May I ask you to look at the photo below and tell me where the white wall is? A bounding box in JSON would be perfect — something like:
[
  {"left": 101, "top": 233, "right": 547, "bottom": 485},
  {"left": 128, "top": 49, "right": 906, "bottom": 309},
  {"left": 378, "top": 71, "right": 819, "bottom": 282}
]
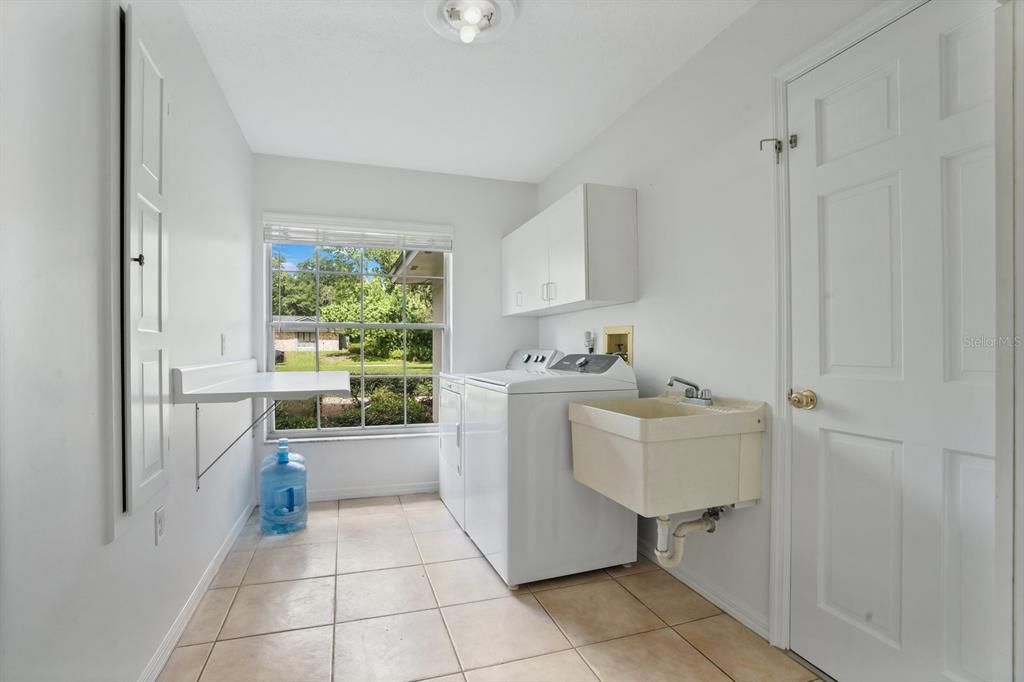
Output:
[
  {"left": 536, "top": 0, "right": 880, "bottom": 635},
  {"left": 252, "top": 154, "right": 537, "bottom": 498},
  {"left": 0, "top": 2, "right": 255, "bottom": 680}
]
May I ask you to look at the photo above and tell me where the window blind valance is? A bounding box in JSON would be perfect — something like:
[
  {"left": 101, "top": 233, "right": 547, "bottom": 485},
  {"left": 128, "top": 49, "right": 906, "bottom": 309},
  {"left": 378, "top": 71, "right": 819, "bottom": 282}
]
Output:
[{"left": 263, "top": 214, "right": 453, "bottom": 252}]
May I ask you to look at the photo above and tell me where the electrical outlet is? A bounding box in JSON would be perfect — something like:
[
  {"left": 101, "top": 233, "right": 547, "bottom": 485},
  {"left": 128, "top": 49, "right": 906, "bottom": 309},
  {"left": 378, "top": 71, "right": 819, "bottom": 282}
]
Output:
[{"left": 154, "top": 506, "right": 166, "bottom": 546}]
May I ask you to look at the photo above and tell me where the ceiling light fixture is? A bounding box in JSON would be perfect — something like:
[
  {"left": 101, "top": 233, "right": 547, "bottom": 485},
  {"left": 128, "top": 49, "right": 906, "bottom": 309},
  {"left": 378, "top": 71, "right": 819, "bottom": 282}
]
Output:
[
  {"left": 459, "top": 24, "right": 480, "bottom": 44},
  {"left": 462, "top": 5, "right": 483, "bottom": 25},
  {"left": 424, "top": 0, "right": 518, "bottom": 45}
]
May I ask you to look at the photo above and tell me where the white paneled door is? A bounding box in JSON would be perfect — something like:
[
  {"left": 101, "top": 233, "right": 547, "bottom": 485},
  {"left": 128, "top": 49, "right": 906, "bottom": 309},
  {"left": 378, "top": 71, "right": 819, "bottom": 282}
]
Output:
[
  {"left": 123, "top": 6, "right": 170, "bottom": 511},
  {"left": 787, "top": 2, "right": 998, "bottom": 680}
]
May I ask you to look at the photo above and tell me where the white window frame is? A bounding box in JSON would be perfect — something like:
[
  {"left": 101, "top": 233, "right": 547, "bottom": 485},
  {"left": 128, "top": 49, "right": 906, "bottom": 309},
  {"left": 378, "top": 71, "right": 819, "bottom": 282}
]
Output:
[{"left": 260, "top": 213, "right": 453, "bottom": 440}]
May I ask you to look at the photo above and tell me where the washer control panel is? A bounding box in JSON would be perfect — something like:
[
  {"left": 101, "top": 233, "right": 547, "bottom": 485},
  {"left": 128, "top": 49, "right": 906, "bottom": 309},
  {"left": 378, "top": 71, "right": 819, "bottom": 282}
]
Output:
[
  {"left": 551, "top": 354, "right": 621, "bottom": 374},
  {"left": 506, "top": 349, "right": 561, "bottom": 370}
]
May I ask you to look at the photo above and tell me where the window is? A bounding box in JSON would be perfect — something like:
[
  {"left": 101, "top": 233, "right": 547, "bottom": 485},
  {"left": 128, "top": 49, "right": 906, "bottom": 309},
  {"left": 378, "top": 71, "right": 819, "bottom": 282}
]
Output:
[{"left": 265, "top": 218, "right": 450, "bottom": 435}]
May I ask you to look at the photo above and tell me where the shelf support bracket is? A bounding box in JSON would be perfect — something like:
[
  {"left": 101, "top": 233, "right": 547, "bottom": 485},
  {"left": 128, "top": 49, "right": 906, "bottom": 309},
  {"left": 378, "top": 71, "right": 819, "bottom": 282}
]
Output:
[{"left": 194, "top": 400, "right": 278, "bottom": 491}]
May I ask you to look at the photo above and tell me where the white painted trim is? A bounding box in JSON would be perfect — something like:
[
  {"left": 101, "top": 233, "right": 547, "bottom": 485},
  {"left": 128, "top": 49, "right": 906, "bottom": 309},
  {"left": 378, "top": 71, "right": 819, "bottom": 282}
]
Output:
[
  {"left": 262, "top": 430, "right": 439, "bottom": 445},
  {"left": 262, "top": 211, "right": 454, "bottom": 237},
  {"left": 767, "top": 0, "right": 1017, "bottom": 659},
  {"left": 105, "top": 0, "right": 127, "bottom": 543},
  {"left": 308, "top": 480, "right": 438, "bottom": 502},
  {"left": 774, "top": 0, "right": 928, "bottom": 82},
  {"left": 1003, "top": 2, "right": 1024, "bottom": 678},
  {"left": 638, "top": 538, "right": 768, "bottom": 638},
  {"left": 1016, "top": 1, "right": 1024, "bottom": 673},
  {"left": 138, "top": 501, "right": 255, "bottom": 682},
  {"left": 994, "top": 4, "right": 1018, "bottom": 680},
  {"left": 767, "top": 65, "right": 793, "bottom": 650}
]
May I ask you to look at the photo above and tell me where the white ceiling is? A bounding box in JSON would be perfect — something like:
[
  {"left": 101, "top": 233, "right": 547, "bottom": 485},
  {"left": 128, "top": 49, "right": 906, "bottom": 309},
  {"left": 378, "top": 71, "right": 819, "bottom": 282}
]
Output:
[{"left": 181, "top": 0, "right": 756, "bottom": 183}]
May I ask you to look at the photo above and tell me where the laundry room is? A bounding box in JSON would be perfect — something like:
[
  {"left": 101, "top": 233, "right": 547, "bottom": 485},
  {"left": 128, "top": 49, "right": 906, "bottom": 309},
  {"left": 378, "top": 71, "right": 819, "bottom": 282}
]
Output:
[{"left": 1, "top": 1, "right": 1020, "bottom": 681}]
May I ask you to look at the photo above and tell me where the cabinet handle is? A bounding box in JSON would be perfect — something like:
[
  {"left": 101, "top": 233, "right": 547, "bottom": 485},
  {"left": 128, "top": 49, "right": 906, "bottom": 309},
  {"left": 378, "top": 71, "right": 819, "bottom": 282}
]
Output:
[
  {"left": 515, "top": 291, "right": 523, "bottom": 307},
  {"left": 541, "top": 283, "right": 549, "bottom": 301},
  {"left": 548, "top": 282, "right": 556, "bottom": 301}
]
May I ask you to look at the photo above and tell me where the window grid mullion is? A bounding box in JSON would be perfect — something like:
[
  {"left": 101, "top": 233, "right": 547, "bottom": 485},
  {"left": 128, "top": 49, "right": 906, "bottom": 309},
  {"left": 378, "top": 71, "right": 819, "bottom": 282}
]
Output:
[
  {"left": 271, "top": 322, "right": 445, "bottom": 331},
  {"left": 269, "top": 242, "right": 445, "bottom": 435},
  {"left": 315, "top": 247, "right": 322, "bottom": 429},
  {"left": 360, "top": 253, "right": 366, "bottom": 429},
  {"left": 402, "top": 267, "right": 408, "bottom": 426}
]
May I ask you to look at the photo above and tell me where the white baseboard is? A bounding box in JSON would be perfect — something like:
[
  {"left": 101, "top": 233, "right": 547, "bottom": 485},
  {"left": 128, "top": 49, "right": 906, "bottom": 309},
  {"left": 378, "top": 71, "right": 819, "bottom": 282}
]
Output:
[
  {"left": 139, "top": 500, "right": 256, "bottom": 682},
  {"left": 638, "top": 537, "right": 770, "bottom": 639},
  {"left": 309, "top": 480, "right": 438, "bottom": 502}
]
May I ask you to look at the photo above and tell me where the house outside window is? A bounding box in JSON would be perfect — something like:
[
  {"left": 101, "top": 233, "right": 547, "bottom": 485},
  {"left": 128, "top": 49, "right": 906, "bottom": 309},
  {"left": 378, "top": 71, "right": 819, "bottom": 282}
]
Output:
[{"left": 265, "top": 216, "right": 451, "bottom": 436}]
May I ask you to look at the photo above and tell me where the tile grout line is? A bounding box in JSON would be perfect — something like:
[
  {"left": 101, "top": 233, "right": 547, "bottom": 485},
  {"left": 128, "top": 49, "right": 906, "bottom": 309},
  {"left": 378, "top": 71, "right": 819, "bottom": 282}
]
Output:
[
  {"left": 523, "top": 587, "right": 598, "bottom": 679},
  {"left": 209, "top": 499, "right": 750, "bottom": 682},
  {"left": 529, "top": 588, "right": 575, "bottom": 646},
  {"left": 219, "top": 507, "right": 333, "bottom": 631},
  {"left": 197, "top": 504, "right": 340, "bottom": 679},
  {"left": 527, "top": 567, "right": 730, "bottom": 682},
  {"left": 456, "top": 645, "right": 577, "bottom": 676},
  {"left": 413, "top": 507, "right": 465, "bottom": 677},
  {"left": 451, "top": 621, "right": 697, "bottom": 675},
  {"left": 609, "top": 563, "right": 737, "bottom": 680},
  {"left": 670, "top": 626, "right": 737, "bottom": 682},
  {"left": 403, "top": 502, "right": 430, "bottom": 565},
  {"left": 188, "top": 529, "right": 260, "bottom": 681},
  {"left": 331, "top": 501, "right": 339, "bottom": 682}
]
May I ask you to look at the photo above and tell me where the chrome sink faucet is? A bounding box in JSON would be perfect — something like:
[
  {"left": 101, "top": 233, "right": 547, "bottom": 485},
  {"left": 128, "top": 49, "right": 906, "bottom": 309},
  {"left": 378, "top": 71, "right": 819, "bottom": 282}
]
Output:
[{"left": 667, "top": 376, "right": 713, "bottom": 406}]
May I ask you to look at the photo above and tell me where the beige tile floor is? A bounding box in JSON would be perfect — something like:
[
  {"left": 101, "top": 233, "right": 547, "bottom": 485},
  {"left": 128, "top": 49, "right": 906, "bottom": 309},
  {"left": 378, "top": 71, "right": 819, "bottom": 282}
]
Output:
[{"left": 158, "top": 494, "right": 818, "bottom": 682}]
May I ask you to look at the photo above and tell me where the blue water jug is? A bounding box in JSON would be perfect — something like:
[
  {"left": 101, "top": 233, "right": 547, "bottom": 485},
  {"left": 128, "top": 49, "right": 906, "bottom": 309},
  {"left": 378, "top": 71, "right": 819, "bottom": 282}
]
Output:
[
  {"left": 260, "top": 438, "right": 308, "bottom": 535},
  {"left": 262, "top": 438, "right": 305, "bottom": 467}
]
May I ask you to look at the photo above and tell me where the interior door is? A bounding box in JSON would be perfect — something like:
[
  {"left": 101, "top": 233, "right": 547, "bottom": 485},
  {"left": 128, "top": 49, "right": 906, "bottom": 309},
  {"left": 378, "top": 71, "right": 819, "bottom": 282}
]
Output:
[
  {"left": 544, "top": 185, "right": 587, "bottom": 307},
  {"left": 788, "top": 2, "right": 998, "bottom": 680},
  {"left": 123, "top": 4, "right": 170, "bottom": 511},
  {"left": 501, "top": 214, "right": 549, "bottom": 314}
]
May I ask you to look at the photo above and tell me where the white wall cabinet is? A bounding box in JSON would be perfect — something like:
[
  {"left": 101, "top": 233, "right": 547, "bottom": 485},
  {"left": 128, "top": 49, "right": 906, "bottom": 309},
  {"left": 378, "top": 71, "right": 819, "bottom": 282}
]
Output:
[{"left": 501, "top": 184, "right": 637, "bottom": 316}]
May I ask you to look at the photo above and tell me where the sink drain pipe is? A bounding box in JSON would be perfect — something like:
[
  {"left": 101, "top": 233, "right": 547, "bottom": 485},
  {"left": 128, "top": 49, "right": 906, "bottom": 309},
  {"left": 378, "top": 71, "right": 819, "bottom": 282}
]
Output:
[{"left": 654, "top": 508, "right": 721, "bottom": 568}]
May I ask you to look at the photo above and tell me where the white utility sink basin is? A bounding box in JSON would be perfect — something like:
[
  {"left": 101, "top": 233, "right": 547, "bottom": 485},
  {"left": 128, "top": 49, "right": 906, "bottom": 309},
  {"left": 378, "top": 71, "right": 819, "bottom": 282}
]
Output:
[{"left": 569, "top": 396, "right": 766, "bottom": 517}]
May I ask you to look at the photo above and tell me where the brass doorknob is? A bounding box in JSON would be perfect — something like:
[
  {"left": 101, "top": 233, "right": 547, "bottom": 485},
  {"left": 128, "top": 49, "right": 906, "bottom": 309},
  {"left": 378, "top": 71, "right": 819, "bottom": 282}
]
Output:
[{"left": 788, "top": 389, "right": 817, "bottom": 410}]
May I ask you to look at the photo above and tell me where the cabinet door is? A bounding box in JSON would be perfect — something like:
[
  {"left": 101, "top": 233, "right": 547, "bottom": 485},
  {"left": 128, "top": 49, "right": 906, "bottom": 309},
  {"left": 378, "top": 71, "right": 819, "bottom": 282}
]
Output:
[
  {"left": 501, "top": 215, "right": 548, "bottom": 314},
  {"left": 545, "top": 185, "right": 587, "bottom": 306}
]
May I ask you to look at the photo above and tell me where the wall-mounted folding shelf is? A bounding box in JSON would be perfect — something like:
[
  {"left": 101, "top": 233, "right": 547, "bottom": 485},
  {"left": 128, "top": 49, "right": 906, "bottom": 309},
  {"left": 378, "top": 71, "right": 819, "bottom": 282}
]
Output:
[{"left": 171, "top": 359, "right": 351, "bottom": 490}]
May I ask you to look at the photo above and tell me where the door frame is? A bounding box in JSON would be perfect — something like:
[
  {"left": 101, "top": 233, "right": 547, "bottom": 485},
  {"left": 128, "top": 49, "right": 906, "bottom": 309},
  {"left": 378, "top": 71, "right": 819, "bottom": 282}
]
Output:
[
  {"left": 104, "top": 0, "right": 127, "bottom": 543},
  {"left": 767, "top": 4, "right": 1019, "bottom": 681},
  {"left": 1003, "top": 2, "right": 1024, "bottom": 678}
]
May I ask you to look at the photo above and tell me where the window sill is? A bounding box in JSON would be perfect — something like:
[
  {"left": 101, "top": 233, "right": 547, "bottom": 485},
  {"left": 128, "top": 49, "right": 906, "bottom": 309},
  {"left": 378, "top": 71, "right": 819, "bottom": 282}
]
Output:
[{"left": 264, "top": 428, "right": 438, "bottom": 445}]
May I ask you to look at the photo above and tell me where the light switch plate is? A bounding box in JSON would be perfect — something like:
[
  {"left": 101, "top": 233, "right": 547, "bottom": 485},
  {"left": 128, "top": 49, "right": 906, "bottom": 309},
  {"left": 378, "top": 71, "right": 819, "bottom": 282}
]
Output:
[{"left": 154, "top": 505, "right": 166, "bottom": 546}]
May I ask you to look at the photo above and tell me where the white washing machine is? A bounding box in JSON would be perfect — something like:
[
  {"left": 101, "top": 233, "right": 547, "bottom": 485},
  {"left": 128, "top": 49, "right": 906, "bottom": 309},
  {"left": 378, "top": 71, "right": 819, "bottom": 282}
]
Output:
[
  {"left": 463, "top": 353, "right": 639, "bottom": 587},
  {"left": 438, "top": 349, "right": 561, "bottom": 530}
]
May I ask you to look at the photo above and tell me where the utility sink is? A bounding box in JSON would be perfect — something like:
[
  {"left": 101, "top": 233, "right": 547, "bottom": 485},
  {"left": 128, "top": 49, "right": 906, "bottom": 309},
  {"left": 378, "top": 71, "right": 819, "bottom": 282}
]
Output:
[{"left": 569, "top": 396, "right": 766, "bottom": 517}]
